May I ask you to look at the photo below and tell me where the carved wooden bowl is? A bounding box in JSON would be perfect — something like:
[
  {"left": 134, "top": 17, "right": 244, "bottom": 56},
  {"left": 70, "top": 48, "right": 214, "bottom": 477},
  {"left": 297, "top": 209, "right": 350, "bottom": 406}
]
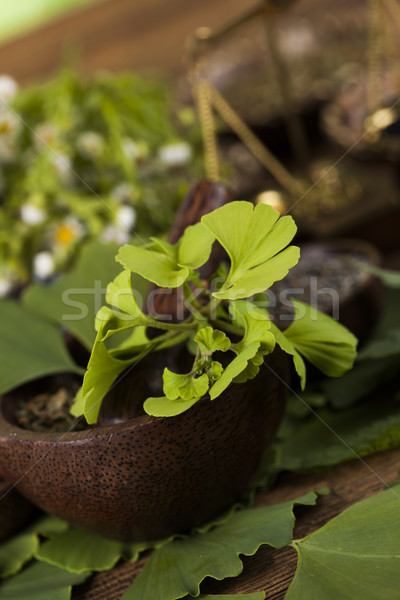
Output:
[{"left": 0, "top": 350, "right": 287, "bottom": 542}]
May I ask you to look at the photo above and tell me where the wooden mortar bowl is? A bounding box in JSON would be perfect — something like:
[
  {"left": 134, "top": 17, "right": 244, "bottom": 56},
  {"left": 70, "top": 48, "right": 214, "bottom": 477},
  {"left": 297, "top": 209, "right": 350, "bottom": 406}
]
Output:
[{"left": 0, "top": 350, "right": 287, "bottom": 542}]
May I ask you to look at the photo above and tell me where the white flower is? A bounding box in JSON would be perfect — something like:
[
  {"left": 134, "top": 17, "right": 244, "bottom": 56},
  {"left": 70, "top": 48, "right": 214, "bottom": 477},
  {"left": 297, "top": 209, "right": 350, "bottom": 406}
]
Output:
[
  {"left": 0, "top": 75, "right": 18, "bottom": 104},
  {"left": 76, "top": 131, "right": 104, "bottom": 159},
  {"left": 0, "top": 137, "right": 16, "bottom": 163},
  {"left": 158, "top": 142, "right": 193, "bottom": 168},
  {"left": 53, "top": 217, "right": 85, "bottom": 251},
  {"left": 0, "top": 276, "right": 13, "bottom": 297},
  {"left": 122, "top": 138, "right": 148, "bottom": 162},
  {"left": 116, "top": 205, "right": 136, "bottom": 231},
  {"left": 20, "top": 203, "right": 46, "bottom": 225},
  {"left": 112, "top": 182, "right": 137, "bottom": 204},
  {"left": 51, "top": 153, "right": 73, "bottom": 184},
  {"left": 33, "top": 252, "right": 55, "bottom": 280},
  {"left": 100, "top": 225, "right": 130, "bottom": 246},
  {"left": 33, "top": 122, "right": 57, "bottom": 150}
]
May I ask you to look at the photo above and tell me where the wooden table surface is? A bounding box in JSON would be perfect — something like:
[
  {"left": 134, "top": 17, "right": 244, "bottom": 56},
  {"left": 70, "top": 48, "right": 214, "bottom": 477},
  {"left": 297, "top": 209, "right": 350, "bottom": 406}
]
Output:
[{"left": 71, "top": 445, "right": 400, "bottom": 599}]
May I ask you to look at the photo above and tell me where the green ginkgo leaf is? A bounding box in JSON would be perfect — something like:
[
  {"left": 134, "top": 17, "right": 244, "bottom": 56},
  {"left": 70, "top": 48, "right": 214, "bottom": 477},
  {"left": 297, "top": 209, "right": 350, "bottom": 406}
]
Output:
[
  {"left": 0, "top": 561, "right": 89, "bottom": 600},
  {"left": 194, "top": 327, "right": 231, "bottom": 355},
  {"left": 36, "top": 528, "right": 151, "bottom": 574},
  {"left": 0, "top": 533, "right": 39, "bottom": 579},
  {"left": 117, "top": 243, "right": 190, "bottom": 289},
  {"left": 284, "top": 300, "right": 358, "bottom": 378},
  {"left": 201, "top": 201, "right": 299, "bottom": 300},
  {"left": 80, "top": 329, "right": 150, "bottom": 423},
  {"left": 0, "top": 301, "right": 83, "bottom": 396},
  {"left": 121, "top": 490, "right": 323, "bottom": 600},
  {"left": 209, "top": 313, "right": 275, "bottom": 400},
  {"left": 163, "top": 369, "right": 209, "bottom": 401},
  {"left": 286, "top": 486, "right": 400, "bottom": 600},
  {"left": 177, "top": 223, "right": 215, "bottom": 270},
  {"left": 105, "top": 269, "right": 149, "bottom": 321},
  {"left": 22, "top": 241, "right": 122, "bottom": 349},
  {"left": 144, "top": 395, "right": 200, "bottom": 417}
]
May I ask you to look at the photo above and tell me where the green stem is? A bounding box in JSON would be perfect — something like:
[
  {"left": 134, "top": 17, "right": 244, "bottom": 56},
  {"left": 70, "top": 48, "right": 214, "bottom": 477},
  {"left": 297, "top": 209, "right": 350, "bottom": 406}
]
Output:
[
  {"left": 148, "top": 316, "right": 196, "bottom": 332},
  {"left": 211, "top": 318, "right": 244, "bottom": 337}
]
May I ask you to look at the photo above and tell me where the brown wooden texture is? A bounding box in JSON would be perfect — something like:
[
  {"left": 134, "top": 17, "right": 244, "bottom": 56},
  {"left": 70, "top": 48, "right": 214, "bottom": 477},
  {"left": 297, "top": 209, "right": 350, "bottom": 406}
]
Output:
[
  {"left": 0, "top": 0, "right": 256, "bottom": 84},
  {"left": 71, "top": 446, "right": 400, "bottom": 599}
]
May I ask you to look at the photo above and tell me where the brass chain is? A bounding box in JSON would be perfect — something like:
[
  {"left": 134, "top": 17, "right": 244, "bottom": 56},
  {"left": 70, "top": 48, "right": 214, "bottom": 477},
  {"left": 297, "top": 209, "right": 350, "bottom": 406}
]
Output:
[
  {"left": 190, "top": 63, "right": 220, "bottom": 182},
  {"left": 367, "top": 0, "right": 385, "bottom": 116}
]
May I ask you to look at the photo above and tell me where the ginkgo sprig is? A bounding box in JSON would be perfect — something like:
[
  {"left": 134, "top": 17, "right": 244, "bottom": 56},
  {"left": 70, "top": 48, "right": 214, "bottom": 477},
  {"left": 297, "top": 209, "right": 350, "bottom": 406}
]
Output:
[{"left": 75, "top": 201, "right": 358, "bottom": 424}]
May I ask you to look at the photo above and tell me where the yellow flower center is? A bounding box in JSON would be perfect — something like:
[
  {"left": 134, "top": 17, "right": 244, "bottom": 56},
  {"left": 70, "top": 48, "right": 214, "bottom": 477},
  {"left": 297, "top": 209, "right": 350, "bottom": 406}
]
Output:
[{"left": 55, "top": 225, "right": 76, "bottom": 245}]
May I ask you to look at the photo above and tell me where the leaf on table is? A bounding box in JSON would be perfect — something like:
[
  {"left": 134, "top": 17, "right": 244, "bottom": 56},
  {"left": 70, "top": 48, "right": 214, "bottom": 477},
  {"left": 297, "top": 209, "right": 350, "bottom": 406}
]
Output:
[
  {"left": 276, "top": 399, "right": 400, "bottom": 471},
  {"left": 0, "top": 300, "right": 83, "bottom": 395},
  {"left": 0, "top": 561, "right": 89, "bottom": 600},
  {"left": 0, "top": 533, "right": 39, "bottom": 579},
  {"left": 322, "top": 355, "right": 400, "bottom": 409},
  {"left": 36, "top": 528, "right": 151, "bottom": 573},
  {"left": 121, "top": 490, "right": 323, "bottom": 600},
  {"left": 193, "top": 595, "right": 265, "bottom": 599},
  {"left": 201, "top": 201, "right": 299, "bottom": 300},
  {"left": 22, "top": 241, "right": 124, "bottom": 350},
  {"left": 286, "top": 486, "right": 400, "bottom": 600}
]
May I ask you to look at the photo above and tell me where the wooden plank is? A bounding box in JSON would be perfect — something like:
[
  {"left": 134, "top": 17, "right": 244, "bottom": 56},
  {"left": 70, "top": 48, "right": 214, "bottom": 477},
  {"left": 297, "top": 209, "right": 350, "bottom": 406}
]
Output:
[{"left": 71, "top": 445, "right": 400, "bottom": 599}]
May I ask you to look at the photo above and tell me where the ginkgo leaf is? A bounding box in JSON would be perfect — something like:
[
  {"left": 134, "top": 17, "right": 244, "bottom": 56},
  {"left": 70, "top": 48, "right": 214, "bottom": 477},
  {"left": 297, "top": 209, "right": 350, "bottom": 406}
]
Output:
[
  {"left": 105, "top": 269, "right": 149, "bottom": 321},
  {"left": 22, "top": 241, "right": 122, "bottom": 349},
  {"left": 286, "top": 487, "right": 400, "bottom": 600},
  {"left": 0, "top": 301, "right": 83, "bottom": 396},
  {"left": 177, "top": 223, "right": 215, "bottom": 270},
  {"left": 277, "top": 399, "right": 400, "bottom": 471},
  {"left": 144, "top": 396, "right": 200, "bottom": 417},
  {"left": 0, "top": 561, "right": 89, "bottom": 600},
  {"left": 35, "top": 528, "right": 150, "bottom": 574},
  {"left": 269, "top": 322, "right": 306, "bottom": 389},
  {"left": 121, "top": 490, "right": 323, "bottom": 600},
  {"left": 284, "top": 300, "right": 358, "bottom": 377},
  {"left": 209, "top": 313, "right": 275, "bottom": 400},
  {"left": 194, "top": 595, "right": 265, "bottom": 600},
  {"left": 201, "top": 201, "right": 299, "bottom": 300},
  {"left": 0, "top": 533, "right": 39, "bottom": 579},
  {"left": 194, "top": 327, "right": 231, "bottom": 355},
  {"left": 163, "top": 369, "right": 209, "bottom": 401},
  {"left": 80, "top": 329, "right": 149, "bottom": 423},
  {"left": 117, "top": 243, "right": 189, "bottom": 288}
]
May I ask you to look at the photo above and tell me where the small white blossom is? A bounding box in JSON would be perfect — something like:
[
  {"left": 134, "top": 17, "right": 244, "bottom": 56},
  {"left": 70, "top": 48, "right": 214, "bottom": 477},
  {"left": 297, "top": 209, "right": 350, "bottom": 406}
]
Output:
[
  {"left": 0, "top": 76, "right": 18, "bottom": 105},
  {"left": 116, "top": 205, "right": 136, "bottom": 231},
  {"left": 0, "top": 138, "right": 16, "bottom": 163},
  {"left": 20, "top": 203, "right": 46, "bottom": 225},
  {"left": 112, "top": 182, "right": 137, "bottom": 204},
  {"left": 51, "top": 153, "right": 73, "bottom": 184},
  {"left": 76, "top": 131, "right": 104, "bottom": 159},
  {"left": 52, "top": 217, "right": 86, "bottom": 253},
  {"left": 34, "top": 122, "right": 57, "bottom": 150},
  {"left": 0, "top": 276, "right": 14, "bottom": 297},
  {"left": 100, "top": 225, "right": 130, "bottom": 246},
  {"left": 122, "top": 138, "right": 148, "bottom": 162},
  {"left": 33, "top": 251, "right": 55, "bottom": 280},
  {"left": 158, "top": 141, "right": 193, "bottom": 168}
]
